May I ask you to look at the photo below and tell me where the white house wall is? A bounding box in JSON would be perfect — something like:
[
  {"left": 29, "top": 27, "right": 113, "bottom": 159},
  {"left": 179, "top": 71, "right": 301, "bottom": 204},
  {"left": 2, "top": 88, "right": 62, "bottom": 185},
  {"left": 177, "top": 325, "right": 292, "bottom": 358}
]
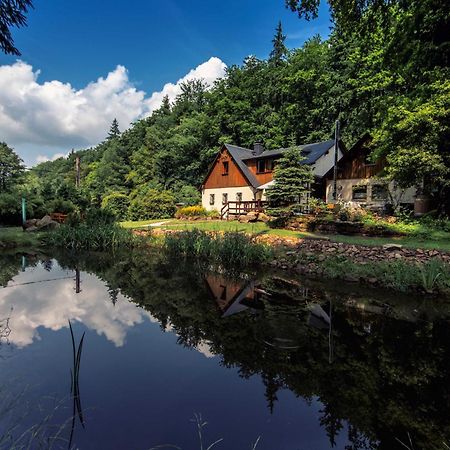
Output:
[{"left": 202, "top": 186, "right": 256, "bottom": 212}]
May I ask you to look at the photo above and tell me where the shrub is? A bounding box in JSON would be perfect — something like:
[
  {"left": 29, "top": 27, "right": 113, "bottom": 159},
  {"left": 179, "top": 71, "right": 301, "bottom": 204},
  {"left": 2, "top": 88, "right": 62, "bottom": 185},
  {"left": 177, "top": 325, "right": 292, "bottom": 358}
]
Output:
[
  {"left": 175, "top": 205, "right": 208, "bottom": 219},
  {"left": 85, "top": 207, "right": 117, "bottom": 226},
  {"left": 207, "top": 209, "right": 220, "bottom": 219},
  {"left": 164, "top": 230, "right": 272, "bottom": 268},
  {"left": 45, "top": 222, "right": 143, "bottom": 251},
  {"left": 101, "top": 192, "right": 130, "bottom": 219},
  {"left": 175, "top": 184, "right": 201, "bottom": 206},
  {"left": 128, "top": 189, "right": 176, "bottom": 220},
  {"left": 45, "top": 198, "right": 77, "bottom": 214}
]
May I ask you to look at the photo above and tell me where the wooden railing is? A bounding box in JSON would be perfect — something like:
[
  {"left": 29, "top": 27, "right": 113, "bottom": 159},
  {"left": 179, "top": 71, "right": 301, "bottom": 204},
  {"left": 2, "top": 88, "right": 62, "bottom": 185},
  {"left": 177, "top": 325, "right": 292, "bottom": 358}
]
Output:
[
  {"left": 220, "top": 200, "right": 268, "bottom": 219},
  {"left": 50, "top": 212, "right": 68, "bottom": 223}
]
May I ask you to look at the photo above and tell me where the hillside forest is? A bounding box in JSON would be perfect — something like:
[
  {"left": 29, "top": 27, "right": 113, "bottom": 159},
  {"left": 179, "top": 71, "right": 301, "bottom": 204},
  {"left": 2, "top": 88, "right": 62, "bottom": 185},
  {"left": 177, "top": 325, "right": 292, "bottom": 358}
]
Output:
[{"left": 1, "top": 0, "right": 449, "bottom": 223}]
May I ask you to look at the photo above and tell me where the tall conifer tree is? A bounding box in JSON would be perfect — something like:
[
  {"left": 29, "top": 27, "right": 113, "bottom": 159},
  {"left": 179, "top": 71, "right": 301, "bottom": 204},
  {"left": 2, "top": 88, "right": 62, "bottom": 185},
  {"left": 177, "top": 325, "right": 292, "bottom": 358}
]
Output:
[
  {"left": 269, "top": 21, "right": 288, "bottom": 65},
  {"left": 108, "top": 118, "right": 121, "bottom": 140}
]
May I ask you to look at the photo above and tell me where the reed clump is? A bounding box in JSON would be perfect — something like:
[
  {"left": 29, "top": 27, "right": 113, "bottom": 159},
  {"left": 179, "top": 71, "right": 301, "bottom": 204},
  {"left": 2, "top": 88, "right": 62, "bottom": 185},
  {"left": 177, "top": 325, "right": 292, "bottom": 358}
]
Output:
[
  {"left": 319, "top": 255, "right": 450, "bottom": 294},
  {"left": 164, "top": 229, "right": 272, "bottom": 268},
  {"left": 45, "top": 223, "right": 143, "bottom": 251}
]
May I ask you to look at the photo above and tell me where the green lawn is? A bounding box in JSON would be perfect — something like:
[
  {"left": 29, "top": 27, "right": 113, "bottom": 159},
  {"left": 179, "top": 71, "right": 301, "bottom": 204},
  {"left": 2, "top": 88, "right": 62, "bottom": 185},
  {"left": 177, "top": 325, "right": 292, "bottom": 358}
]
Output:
[
  {"left": 121, "top": 219, "right": 450, "bottom": 252},
  {"left": 120, "top": 218, "right": 172, "bottom": 229}
]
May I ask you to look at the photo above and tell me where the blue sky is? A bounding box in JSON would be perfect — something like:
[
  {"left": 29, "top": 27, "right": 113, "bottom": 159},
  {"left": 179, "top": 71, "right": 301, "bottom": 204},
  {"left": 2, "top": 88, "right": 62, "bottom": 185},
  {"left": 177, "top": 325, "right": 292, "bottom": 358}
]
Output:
[{"left": 0, "top": 0, "right": 331, "bottom": 165}]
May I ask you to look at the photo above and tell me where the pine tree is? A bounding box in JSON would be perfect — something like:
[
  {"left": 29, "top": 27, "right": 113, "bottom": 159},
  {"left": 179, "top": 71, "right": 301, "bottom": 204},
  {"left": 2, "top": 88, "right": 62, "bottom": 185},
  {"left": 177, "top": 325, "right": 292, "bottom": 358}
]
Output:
[
  {"left": 269, "top": 21, "right": 287, "bottom": 65},
  {"left": 108, "top": 118, "right": 121, "bottom": 140},
  {"left": 266, "top": 145, "right": 313, "bottom": 204}
]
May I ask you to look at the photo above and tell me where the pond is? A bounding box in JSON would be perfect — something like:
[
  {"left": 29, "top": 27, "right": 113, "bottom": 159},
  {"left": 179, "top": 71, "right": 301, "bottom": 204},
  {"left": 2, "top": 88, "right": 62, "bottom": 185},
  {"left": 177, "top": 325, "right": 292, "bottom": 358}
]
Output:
[{"left": 0, "top": 250, "right": 449, "bottom": 449}]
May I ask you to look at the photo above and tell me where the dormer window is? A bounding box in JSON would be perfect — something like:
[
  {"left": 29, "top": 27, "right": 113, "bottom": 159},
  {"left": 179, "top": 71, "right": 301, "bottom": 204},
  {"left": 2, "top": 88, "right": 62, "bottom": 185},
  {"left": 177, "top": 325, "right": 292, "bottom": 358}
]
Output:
[
  {"left": 222, "top": 161, "right": 229, "bottom": 175},
  {"left": 257, "top": 160, "right": 266, "bottom": 173}
]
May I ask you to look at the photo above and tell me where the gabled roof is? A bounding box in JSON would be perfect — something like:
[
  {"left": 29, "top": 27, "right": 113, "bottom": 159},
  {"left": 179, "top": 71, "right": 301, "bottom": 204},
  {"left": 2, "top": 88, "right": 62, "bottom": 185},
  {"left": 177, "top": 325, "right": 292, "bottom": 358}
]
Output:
[
  {"left": 241, "top": 140, "right": 336, "bottom": 164},
  {"left": 203, "top": 139, "right": 341, "bottom": 189},
  {"left": 224, "top": 144, "right": 260, "bottom": 188}
]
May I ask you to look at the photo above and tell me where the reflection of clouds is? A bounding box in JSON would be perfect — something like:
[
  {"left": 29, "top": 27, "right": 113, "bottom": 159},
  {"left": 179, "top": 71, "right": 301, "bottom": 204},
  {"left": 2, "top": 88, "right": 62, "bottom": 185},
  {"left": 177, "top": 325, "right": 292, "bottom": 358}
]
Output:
[{"left": 0, "top": 262, "right": 147, "bottom": 348}]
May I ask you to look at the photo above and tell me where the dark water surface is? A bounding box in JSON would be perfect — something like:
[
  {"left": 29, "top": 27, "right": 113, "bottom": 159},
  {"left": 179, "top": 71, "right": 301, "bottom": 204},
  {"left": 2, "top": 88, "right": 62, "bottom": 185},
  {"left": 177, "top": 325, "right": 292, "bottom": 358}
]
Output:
[{"left": 0, "top": 251, "right": 449, "bottom": 450}]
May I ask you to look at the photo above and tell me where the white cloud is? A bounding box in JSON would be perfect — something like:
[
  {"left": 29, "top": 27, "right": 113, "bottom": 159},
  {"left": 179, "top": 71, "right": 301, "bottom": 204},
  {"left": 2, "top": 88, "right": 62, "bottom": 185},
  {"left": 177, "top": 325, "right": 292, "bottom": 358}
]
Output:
[
  {"left": 0, "top": 58, "right": 227, "bottom": 166},
  {"left": 36, "top": 152, "right": 67, "bottom": 163},
  {"left": 145, "top": 56, "right": 227, "bottom": 112}
]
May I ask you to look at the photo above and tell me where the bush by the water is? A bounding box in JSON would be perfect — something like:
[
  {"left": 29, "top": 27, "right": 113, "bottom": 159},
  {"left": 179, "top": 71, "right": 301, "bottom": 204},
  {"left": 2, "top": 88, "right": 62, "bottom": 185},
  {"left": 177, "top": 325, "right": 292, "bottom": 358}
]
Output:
[
  {"left": 128, "top": 188, "right": 176, "bottom": 220},
  {"left": 164, "top": 229, "right": 272, "bottom": 268},
  {"left": 101, "top": 192, "right": 130, "bottom": 219},
  {"left": 45, "top": 223, "right": 141, "bottom": 251},
  {"left": 46, "top": 207, "right": 141, "bottom": 251}
]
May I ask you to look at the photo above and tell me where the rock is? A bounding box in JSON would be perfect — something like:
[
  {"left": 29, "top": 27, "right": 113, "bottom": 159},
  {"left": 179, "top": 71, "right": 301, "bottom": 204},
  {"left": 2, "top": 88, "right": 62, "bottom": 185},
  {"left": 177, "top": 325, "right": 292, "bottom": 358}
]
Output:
[
  {"left": 382, "top": 243, "right": 403, "bottom": 251},
  {"left": 238, "top": 214, "right": 251, "bottom": 223},
  {"left": 36, "top": 215, "right": 59, "bottom": 230},
  {"left": 23, "top": 219, "right": 38, "bottom": 229},
  {"left": 25, "top": 225, "right": 39, "bottom": 232},
  {"left": 367, "top": 277, "right": 378, "bottom": 284},
  {"left": 257, "top": 212, "right": 271, "bottom": 223},
  {"left": 36, "top": 215, "right": 53, "bottom": 228}
]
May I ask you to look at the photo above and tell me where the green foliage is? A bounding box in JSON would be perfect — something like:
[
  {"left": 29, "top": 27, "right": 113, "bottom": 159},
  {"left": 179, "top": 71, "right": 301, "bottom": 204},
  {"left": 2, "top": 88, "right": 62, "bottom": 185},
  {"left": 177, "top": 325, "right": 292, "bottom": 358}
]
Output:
[
  {"left": 266, "top": 146, "right": 313, "bottom": 204},
  {"left": 269, "top": 21, "right": 287, "bottom": 65},
  {"left": 85, "top": 207, "right": 117, "bottom": 226},
  {"left": 173, "top": 184, "right": 201, "bottom": 206},
  {"left": 0, "top": 0, "right": 33, "bottom": 55},
  {"left": 101, "top": 192, "right": 130, "bottom": 219},
  {"left": 0, "top": 142, "right": 25, "bottom": 192},
  {"left": 164, "top": 229, "right": 272, "bottom": 269},
  {"left": 10, "top": 0, "right": 450, "bottom": 215},
  {"left": 320, "top": 255, "right": 450, "bottom": 293},
  {"left": 175, "top": 205, "right": 208, "bottom": 219},
  {"left": 45, "top": 223, "right": 141, "bottom": 251},
  {"left": 128, "top": 188, "right": 176, "bottom": 220}
]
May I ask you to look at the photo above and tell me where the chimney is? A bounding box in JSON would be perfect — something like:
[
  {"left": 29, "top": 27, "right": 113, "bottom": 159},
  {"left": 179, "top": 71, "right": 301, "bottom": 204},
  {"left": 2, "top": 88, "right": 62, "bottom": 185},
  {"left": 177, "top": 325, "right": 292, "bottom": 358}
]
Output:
[{"left": 253, "top": 142, "right": 264, "bottom": 155}]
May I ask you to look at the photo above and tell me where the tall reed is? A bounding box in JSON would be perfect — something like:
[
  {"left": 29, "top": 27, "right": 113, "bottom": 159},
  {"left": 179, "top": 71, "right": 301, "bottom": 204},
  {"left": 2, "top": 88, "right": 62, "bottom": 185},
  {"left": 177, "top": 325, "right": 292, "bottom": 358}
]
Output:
[{"left": 164, "top": 230, "right": 272, "bottom": 269}]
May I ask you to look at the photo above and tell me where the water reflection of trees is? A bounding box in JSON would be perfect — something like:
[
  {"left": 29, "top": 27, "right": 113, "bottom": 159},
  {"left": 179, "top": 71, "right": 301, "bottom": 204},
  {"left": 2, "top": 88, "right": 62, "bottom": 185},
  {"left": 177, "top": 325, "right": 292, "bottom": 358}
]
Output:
[{"left": 3, "top": 251, "right": 450, "bottom": 449}]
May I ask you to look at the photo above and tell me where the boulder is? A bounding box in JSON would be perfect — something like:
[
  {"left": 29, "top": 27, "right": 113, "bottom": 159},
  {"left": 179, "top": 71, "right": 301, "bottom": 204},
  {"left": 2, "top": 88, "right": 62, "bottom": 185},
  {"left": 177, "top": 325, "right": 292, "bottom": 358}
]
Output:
[
  {"left": 238, "top": 214, "right": 251, "bottom": 223},
  {"left": 382, "top": 243, "right": 403, "bottom": 251},
  {"left": 257, "top": 212, "right": 271, "bottom": 223},
  {"left": 25, "top": 225, "right": 39, "bottom": 233},
  {"left": 239, "top": 212, "right": 258, "bottom": 223},
  {"left": 36, "top": 215, "right": 59, "bottom": 230},
  {"left": 23, "top": 219, "right": 38, "bottom": 229},
  {"left": 36, "top": 215, "right": 53, "bottom": 228}
]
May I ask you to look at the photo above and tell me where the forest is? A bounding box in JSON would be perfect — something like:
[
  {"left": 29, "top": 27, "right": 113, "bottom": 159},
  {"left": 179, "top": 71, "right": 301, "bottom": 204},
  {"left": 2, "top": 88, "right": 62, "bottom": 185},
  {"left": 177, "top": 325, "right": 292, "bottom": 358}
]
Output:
[{"left": 1, "top": 0, "right": 449, "bottom": 223}]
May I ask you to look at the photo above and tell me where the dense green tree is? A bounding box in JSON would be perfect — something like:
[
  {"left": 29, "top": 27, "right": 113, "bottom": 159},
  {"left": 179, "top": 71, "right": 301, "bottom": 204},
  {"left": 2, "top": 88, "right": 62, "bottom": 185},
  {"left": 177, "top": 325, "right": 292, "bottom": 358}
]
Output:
[
  {"left": 269, "top": 21, "right": 287, "bottom": 65},
  {"left": 108, "top": 118, "right": 121, "bottom": 140},
  {"left": 266, "top": 146, "right": 313, "bottom": 204},
  {"left": 0, "top": 142, "right": 25, "bottom": 192}
]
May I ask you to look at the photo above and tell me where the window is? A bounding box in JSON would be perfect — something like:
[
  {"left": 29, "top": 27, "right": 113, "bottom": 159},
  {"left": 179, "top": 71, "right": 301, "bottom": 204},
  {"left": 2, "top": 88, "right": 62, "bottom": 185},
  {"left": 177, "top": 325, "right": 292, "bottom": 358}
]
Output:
[
  {"left": 222, "top": 193, "right": 228, "bottom": 204},
  {"left": 257, "top": 160, "right": 266, "bottom": 173},
  {"left": 371, "top": 184, "right": 388, "bottom": 201},
  {"left": 352, "top": 185, "right": 367, "bottom": 200},
  {"left": 236, "top": 192, "right": 242, "bottom": 202},
  {"left": 222, "top": 161, "right": 229, "bottom": 175},
  {"left": 209, "top": 194, "right": 215, "bottom": 205},
  {"left": 266, "top": 159, "right": 275, "bottom": 171}
]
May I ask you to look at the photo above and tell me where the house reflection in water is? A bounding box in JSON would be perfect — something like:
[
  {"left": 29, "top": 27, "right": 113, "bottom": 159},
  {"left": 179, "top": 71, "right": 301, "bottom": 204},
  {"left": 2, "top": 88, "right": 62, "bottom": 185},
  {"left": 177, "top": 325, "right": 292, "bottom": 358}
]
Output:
[
  {"left": 205, "top": 274, "right": 265, "bottom": 318},
  {"left": 204, "top": 273, "right": 334, "bottom": 354}
]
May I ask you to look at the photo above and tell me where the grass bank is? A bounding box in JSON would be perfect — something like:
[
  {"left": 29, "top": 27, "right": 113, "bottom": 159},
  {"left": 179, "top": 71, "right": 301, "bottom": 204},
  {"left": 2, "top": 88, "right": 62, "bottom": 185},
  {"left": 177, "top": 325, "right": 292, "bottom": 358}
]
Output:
[
  {"left": 45, "top": 223, "right": 145, "bottom": 251},
  {"left": 122, "top": 219, "right": 450, "bottom": 252},
  {"left": 289, "top": 253, "right": 450, "bottom": 295},
  {"left": 164, "top": 229, "right": 272, "bottom": 269},
  {"left": 0, "top": 227, "right": 45, "bottom": 250}
]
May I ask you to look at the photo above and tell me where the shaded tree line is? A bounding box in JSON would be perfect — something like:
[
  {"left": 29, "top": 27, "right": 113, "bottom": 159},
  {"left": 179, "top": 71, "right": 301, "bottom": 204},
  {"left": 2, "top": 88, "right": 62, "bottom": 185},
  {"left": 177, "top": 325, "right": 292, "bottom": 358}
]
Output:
[{"left": 1, "top": 0, "right": 449, "bottom": 223}]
